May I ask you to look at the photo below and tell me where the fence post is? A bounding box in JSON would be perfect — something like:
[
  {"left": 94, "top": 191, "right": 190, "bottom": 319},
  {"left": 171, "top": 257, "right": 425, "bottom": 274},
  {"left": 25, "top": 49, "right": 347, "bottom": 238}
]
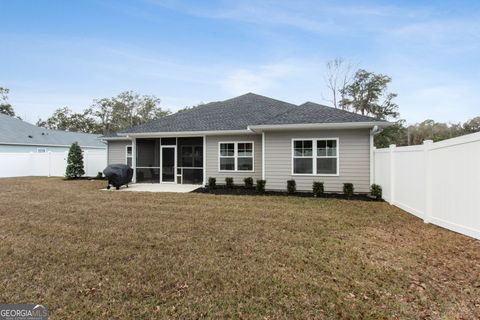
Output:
[
  {"left": 423, "top": 140, "right": 433, "bottom": 223},
  {"left": 389, "top": 144, "right": 396, "bottom": 205}
]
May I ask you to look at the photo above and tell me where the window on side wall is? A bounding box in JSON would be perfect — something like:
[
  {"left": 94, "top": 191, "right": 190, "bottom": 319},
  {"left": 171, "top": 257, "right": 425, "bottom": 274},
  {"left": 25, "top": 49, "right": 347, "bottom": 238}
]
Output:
[
  {"left": 37, "top": 148, "right": 47, "bottom": 153},
  {"left": 292, "top": 138, "right": 339, "bottom": 175},
  {"left": 219, "top": 142, "right": 254, "bottom": 171},
  {"left": 126, "top": 145, "right": 133, "bottom": 167},
  {"left": 316, "top": 139, "right": 338, "bottom": 175}
]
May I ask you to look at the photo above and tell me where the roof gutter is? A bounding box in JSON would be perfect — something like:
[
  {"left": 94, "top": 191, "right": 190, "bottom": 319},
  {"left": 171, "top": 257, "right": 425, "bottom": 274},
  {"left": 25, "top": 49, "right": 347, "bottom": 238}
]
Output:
[
  {"left": 101, "top": 122, "right": 391, "bottom": 139},
  {"left": 0, "top": 142, "right": 106, "bottom": 149},
  {"left": 116, "top": 129, "right": 255, "bottom": 138},
  {"left": 248, "top": 121, "right": 392, "bottom": 132}
]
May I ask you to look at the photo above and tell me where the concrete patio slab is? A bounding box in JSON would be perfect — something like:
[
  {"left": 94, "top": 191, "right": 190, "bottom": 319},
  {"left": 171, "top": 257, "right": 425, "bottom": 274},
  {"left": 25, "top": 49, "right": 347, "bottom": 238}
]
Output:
[{"left": 102, "top": 183, "right": 200, "bottom": 193}]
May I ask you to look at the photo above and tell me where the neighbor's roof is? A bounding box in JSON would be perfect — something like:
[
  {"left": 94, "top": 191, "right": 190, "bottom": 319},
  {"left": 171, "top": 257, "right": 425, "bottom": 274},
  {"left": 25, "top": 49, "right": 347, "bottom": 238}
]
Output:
[
  {"left": 119, "top": 93, "right": 387, "bottom": 135},
  {"left": 0, "top": 113, "right": 106, "bottom": 148}
]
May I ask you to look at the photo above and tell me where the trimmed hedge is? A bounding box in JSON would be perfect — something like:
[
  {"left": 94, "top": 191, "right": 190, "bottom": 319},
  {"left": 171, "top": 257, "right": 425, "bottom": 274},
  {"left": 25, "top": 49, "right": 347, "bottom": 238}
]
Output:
[
  {"left": 208, "top": 177, "right": 216, "bottom": 189},
  {"left": 287, "top": 180, "right": 296, "bottom": 194},
  {"left": 371, "top": 184, "right": 382, "bottom": 199},
  {"left": 225, "top": 177, "right": 234, "bottom": 188},
  {"left": 343, "top": 183, "right": 354, "bottom": 197},
  {"left": 244, "top": 177, "right": 254, "bottom": 188},
  {"left": 256, "top": 180, "right": 266, "bottom": 193},
  {"left": 312, "top": 182, "right": 324, "bottom": 197}
]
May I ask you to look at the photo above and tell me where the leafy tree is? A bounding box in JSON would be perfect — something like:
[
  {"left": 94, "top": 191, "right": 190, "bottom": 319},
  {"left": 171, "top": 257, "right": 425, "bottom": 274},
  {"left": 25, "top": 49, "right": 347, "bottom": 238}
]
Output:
[
  {"left": 89, "top": 91, "right": 170, "bottom": 134},
  {"left": 340, "top": 69, "right": 399, "bottom": 119},
  {"left": 374, "top": 120, "right": 407, "bottom": 148},
  {"left": 463, "top": 116, "right": 480, "bottom": 134},
  {"left": 0, "top": 87, "right": 16, "bottom": 117},
  {"left": 65, "top": 142, "right": 85, "bottom": 179},
  {"left": 38, "top": 91, "right": 170, "bottom": 134},
  {"left": 374, "top": 117, "right": 480, "bottom": 148},
  {"left": 37, "top": 107, "right": 98, "bottom": 133}
]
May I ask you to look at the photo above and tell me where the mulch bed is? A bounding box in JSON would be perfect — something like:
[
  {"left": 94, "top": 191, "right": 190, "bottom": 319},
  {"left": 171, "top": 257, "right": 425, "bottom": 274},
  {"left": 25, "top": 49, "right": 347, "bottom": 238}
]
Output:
[{"left": 192, "top": 185, "right": 382, "bottom": 201}]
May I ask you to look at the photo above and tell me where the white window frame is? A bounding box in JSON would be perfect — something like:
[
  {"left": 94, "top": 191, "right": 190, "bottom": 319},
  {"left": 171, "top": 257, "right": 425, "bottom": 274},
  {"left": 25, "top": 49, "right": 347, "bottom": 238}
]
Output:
[
  {"left": 37, "top": 148, "right": 47, "bottom": 153},
  {"left": 291, "top": 138, "right": 339, "bottom": 176},
  {"left": 126, "top": 145, "right": 133, "bottom": 167},
  {"left": 218, "top": 141, "right": 254, "bottom": 172}
]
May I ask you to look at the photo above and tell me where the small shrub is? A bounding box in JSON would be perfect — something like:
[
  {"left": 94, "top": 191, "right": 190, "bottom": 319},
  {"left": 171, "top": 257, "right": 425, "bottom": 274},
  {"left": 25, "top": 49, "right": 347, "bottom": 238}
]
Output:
[
  {"left": 244, "top": 177, "right": 254, "bottom": 188},
  {"left": 287, "top": 180, "right": 296, "bottom": 194},
  {"left": 225, "top": 177, "right": 234, "bottom": 188},
  {"left": 312, "top": 181, "right": 324, "bottom": 197},
  {"left": 343, "top": 183, "right": 354, "bottom": 197},
  {"left": 208, "top": 177, "right": 216, "bottom": 189},
  {"left": 371, "top": 184, "right": 382, "bottom": 199},
  {"left": 95, "top": 172, "right": 103, "bottom": 179},
  {"left": 256, "top": 180, "right": 266, "bottom": 193}
]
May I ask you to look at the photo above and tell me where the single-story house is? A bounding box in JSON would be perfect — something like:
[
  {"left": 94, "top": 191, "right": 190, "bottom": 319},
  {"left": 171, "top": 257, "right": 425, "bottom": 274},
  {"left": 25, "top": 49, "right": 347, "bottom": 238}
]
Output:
[
  {"left": 0, "top": 113, "right": 106, "bottom": 153},
  {"left": 102, "top": 93, "right": 390, "bottom": 192}
]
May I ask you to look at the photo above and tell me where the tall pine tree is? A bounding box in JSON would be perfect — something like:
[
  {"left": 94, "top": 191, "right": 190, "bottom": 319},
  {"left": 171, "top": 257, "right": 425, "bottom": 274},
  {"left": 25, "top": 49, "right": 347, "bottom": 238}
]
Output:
[{"left": 65, "top": 142, "right": 85, "bottom": 179}]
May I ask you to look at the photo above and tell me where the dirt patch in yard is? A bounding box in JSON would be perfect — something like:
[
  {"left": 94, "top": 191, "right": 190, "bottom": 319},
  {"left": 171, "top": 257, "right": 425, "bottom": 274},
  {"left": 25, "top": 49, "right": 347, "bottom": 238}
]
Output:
[{"left": 0, "top": 177, "right": 478, "bottom": 319}]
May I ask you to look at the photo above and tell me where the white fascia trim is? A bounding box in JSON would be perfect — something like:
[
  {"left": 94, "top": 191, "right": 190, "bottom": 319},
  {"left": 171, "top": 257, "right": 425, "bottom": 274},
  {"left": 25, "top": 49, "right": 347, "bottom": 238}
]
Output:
[
  {"left": 100, "top": 136, "right": 133, "bottom": 141},
  {"left": 0, "top": 142, "right": 106, "bottom": 149},
  {"left": 123, "top": 129, "right": 255, "bottom": 138},
  {"left": 248, "top": 122, "right": 391, "bottom": 132}
]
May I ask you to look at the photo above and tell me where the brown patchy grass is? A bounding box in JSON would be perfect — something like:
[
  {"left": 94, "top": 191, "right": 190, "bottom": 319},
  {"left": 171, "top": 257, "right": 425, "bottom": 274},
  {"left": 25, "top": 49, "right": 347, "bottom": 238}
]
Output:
[{"left": 0, "top": 177, "right": 479, "bottom": 319}]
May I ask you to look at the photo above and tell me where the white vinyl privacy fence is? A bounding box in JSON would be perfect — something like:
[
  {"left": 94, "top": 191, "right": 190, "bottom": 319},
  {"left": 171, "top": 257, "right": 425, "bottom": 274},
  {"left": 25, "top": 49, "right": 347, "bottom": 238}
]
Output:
[
  {"left": 0, "top": 150, "right": 107, "bottom": 178},
  {"left": 373, "top": 132, "right": 480, "bottom": 240}
]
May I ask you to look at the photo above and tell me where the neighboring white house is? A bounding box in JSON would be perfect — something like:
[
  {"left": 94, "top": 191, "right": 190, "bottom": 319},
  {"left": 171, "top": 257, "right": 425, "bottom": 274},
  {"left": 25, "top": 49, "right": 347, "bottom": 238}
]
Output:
[
  {"left": 0, "top": 113, "right": 106, "bottom": 152},
  {"left": 0, "top": 113, "right": 107, "bottom": 178}
]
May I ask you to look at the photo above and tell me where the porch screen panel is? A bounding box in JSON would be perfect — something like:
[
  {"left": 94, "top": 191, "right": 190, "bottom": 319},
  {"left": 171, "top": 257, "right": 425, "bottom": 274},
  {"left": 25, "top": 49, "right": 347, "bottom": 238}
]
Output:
[
  {"left": 136, "top": 138, "right": 160, "bottom": 183},
  {"left": 177, "top": 137, "right": 203, "bottom": 185}
]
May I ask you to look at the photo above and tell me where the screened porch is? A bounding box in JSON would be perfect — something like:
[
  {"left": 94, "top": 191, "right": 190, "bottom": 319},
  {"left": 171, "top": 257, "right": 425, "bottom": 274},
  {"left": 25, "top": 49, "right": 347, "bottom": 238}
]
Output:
[{"left": 134, "top": 137, "right": 203, "bottom": 184}]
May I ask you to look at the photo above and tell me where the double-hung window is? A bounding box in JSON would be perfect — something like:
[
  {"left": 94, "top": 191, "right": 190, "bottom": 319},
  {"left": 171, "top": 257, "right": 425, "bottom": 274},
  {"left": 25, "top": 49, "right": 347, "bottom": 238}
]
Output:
[
  {"left": 219, "top": 142, "right": 254, "bottom": 171},
  {"left": 293, "top": 140, "right": 313, "bottom": 174},
  {"left": 292, "top": 138, "right": 339, "bottom": 175}
]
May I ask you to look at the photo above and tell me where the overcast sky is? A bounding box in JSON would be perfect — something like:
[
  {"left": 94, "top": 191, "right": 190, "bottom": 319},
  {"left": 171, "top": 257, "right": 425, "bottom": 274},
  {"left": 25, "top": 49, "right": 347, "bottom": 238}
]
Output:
[{"left": 2, "top": 0, "right": 479, "bottom": 124}]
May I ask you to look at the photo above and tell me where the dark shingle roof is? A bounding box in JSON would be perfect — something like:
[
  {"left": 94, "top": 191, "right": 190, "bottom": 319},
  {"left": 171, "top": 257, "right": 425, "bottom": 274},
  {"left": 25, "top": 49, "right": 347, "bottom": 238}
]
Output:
[
  {"left": 120, "top": 93, "right": 387, "bottom": 134},
  {"left": 0, "top": 113, "right": 106, "bottom": 148},
  {"left": 122, "top": 93, "right": 296, "bottom": 133},
  {"left": 259, "top": 101, "right": 386, "bottom": 125}
]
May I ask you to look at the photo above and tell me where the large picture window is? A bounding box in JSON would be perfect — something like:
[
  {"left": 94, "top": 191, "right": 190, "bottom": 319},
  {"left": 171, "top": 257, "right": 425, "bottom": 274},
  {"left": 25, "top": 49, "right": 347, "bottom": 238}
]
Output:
[
  {"left": 219, "top": 142, "right": 254, "bottom": 171},
  {"left": 292, "top": 138, "right": 339, "bottom": 175}
]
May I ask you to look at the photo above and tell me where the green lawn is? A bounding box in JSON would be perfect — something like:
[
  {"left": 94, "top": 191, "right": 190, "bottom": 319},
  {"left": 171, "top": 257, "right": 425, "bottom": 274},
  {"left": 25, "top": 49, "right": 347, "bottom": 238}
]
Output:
[{"left": 0, "top": 177, "right": 478, "bottom": 319}]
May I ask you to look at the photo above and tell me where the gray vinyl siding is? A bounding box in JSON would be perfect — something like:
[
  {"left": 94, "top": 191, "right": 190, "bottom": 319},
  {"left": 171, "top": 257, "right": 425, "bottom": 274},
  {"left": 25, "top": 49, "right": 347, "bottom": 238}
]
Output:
[
  {"left": 205, "top": 134, "right": 262, "bottom": 184},
  {"left": 264, "top": 129, "right": 371, "bottom": 192},
  {"left": 107, "top": 140, "right": 131, "bottom": 165}
]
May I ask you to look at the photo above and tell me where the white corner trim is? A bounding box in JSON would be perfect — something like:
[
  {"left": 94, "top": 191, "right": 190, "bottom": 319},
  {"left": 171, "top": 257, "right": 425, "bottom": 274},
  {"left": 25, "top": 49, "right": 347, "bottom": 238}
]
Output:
[{"left": 262, "top": 132, "right": 265, "bottom": 180}]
